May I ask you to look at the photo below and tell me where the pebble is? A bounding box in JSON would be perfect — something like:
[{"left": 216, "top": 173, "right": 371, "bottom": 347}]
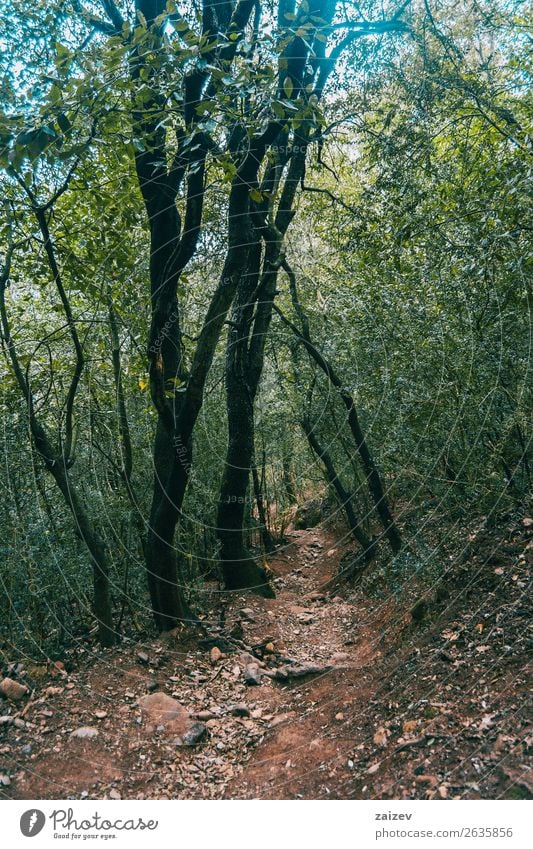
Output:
[
  {"left": 70, "top": 726, "right": 99, "bottom": 740},
  {"left": 0, "top": 677, "right": 28, "bottom": 702},
  {"left": 230, "top": 704, "right": 251, "bottom": 717},
  {"left": 210, "top": 647, "right": 223, "bottom": 664},
  {"left": 244, "top": 664, "right": 261, "bottom": 686},
  {"left": 239, "top": 608, "right": 256, "bottom": 622},
  {"left": 174, "top": 722, "right": 207, "bottom": 747}
]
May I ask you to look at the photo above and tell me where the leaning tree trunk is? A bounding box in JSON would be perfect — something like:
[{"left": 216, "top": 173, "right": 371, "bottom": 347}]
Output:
[
  {"left": 301, "top": 418, "right": 376, "bottom": 564},
  {"left": 276, "top": 262, "right": 402, "bottom": 555}
]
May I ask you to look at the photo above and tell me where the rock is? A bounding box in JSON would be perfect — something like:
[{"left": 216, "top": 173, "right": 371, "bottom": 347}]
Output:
[
  {"left": 0, "top": 677, "right": 28, "bottom": 702},
  {"left": 298, "top": 613, "right": 316, "bottom": 625},
  {"left": 268, "top": 662, "right": 333, "bottom": 681},
  {"left": 94, "top": 711, "right": 107, "bottom": 720},
  {"left": 146, "top": 679, "right": 158, "bottom": 692},
  {"left": 195, "top": 710, "right": 216, "bottom": 721},
  {"left": 244, "top": 663, "right": 262, "bottom": 685},
  {"left": 0, "top": 774, "right": 11, "bottom": 786},
  {"left": 174, "top": 722, "right": 207, "bottom": 747},
  {"left": 331, "top": 652, "right": 349, "bottom": 664},
  {"left": 210, "top": 646, "right": 223, "bottom": 664},
  {"left": 239, "top": 608, "right": 256, "bottom": 622},
  {"left": 0, "top": 716, "right": 13, "bottom": 726},
  {"left": 335, "top": 712, "right": 344, "bottom": 721},
  {"left": 70, "top": 726, "right": 99, "bottom": 740},
  {"left": 264, "top": 642, "right": 275, "bottom": 654},
  {"left": 21, "top": 744, "right": 32, "bottom": 755},
  {"left": 137, "top": 652, "right": 150, "bottom": 665},
  {"left": 230, "top": 704, "right": 251, "bottom": 717},
  {"left": 137, "top": 692, "right": 191, "bottom": 736},
  {"left": 367, "top": 762, "right": 381, "bottom": 775},
  {"left": 293, "top": 498, "right": 322, "bottom": 529},
  {"left": 109, "top": 789, "right": 121, "bottom": 800}
]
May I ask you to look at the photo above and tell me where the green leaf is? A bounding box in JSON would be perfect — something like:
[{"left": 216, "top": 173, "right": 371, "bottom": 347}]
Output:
[
  {"left": 57, "top": 113, "right": 71, "bottom": 134},
  {"left": 283, "top": 76, "right": 294, "bottom": 99}
]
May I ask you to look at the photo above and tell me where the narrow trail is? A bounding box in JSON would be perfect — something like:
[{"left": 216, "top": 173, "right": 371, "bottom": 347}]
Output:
[{"left": 1, "top": 520, "right": 530, "bottom": 800}]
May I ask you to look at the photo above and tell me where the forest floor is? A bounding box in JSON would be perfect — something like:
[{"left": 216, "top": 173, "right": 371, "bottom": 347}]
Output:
[{"left": 0, "top": 510, "right": 531, "bottom": 800}]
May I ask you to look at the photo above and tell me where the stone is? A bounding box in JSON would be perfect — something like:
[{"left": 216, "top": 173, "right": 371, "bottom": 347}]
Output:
[
  {"left": 195, "top": 710, "right": 216, "bottom": 721},
  {"left": 331, "top": 652, "right": 349, "bottom": 664},
  {"left": 109, "top": 789, "right": 121, "bottom": 800},
  {"left": 174, "top": 722, "right": 207, "bottom": 747},
  {"left": 244, "top": 664, "right": 262, "bottom": 686},
  {"left": 230, "top": 704, "right": 251, "bottom": 717},
  {"left": 210, "top": 646, "right": 223, "bottom": 664},
  {"left": 239, "top": 608, "right": 256, "bottom": 622},
  {"left": 0, "top": 677, "right": 28, "bottom": 702},
  {"left": 0, "top": 774, "right": 11, "bottom": 786},
  {"left": 0, "top": 716, "right": 13, "bottom": 726},
  {"left": 137, "top": 692, "right": 191, "bottom": 736},
  {"left": 137, "top": 652, "right": 150, "bottom": 665},
  {"left": 94, "top": 711, "right": 107, "bottom": 720},
  {"left": 298, "top": 614, "right": 315, "bottom": 625},
  {"left": 293, "top": 498, "right": 322, "bottom": 530},
  {"left": 70, "top": 726, "right": 99, "bottom": 740}
]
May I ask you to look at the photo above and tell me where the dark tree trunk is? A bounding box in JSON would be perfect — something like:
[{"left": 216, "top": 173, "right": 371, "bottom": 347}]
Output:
[
  {"left": 217, "top": 246, "right": 275, "bottom": 594},
  {"left": 282, "top": 454, "right": 297, "bottom": 504}
]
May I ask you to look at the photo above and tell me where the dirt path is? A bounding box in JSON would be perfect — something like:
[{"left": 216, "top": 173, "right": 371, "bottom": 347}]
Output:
[{"left": 1, "top": 521, "right": 531, "bottom": 800}]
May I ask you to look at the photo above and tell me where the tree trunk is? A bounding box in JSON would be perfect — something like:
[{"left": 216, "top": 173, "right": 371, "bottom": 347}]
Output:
[
  {"left": 217, "top": 256, "right": 275, "bottom": 594},
  {"left": 275, "top": 267, "right": 402, "bottom": 554}
]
